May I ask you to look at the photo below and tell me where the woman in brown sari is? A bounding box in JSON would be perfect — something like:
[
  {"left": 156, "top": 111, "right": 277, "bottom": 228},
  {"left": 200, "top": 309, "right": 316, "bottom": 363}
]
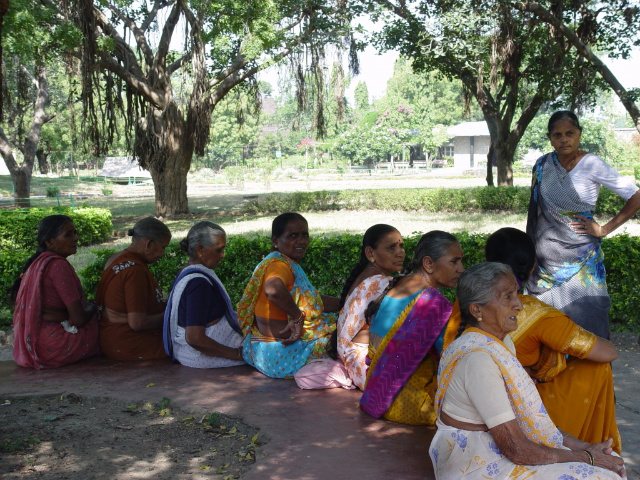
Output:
[{"left": 96, "top": 217, "right": 171, "bottom": 361}]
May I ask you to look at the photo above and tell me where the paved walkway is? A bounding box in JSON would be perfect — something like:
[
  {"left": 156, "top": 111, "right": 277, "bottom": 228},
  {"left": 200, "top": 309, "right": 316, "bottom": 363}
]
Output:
[{"left": 0, "top": 334, "right": 638, "bottom": 480}]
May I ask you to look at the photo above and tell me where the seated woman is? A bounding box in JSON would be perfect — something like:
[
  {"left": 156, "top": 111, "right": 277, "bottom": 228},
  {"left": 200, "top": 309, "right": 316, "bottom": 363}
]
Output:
[
  {"left": 360, "top": 231, "right": 464, "bottom": 425},
  {"left": 96, "top": 217, "right": 171, "bottom": 361},
  {"left": 336, "top": 224, "right": 405, "bottom": 389},
  {"left": 484, "top": 227, "right": 621, "bottom": 453},
  {"left": 11, "top": 215, "right": 100, "bottom": 369},
  {"left": 237, "top": 212, "right": 338, "bottom": 378},
  {"left": 430, "top": 262, "right": 625, "bottom": 480},
  {"left": 163, "top": 221, "right": 245, "bottom": 368}
]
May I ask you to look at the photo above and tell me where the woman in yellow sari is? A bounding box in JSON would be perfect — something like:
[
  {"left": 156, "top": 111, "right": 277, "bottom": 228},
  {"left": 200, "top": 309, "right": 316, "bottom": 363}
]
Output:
[
  {"left": 484, "top": 227, "right": 621, "bottom": 453},
  {"left": 360, "top": 231, "right": 464, "bottom": 425}
]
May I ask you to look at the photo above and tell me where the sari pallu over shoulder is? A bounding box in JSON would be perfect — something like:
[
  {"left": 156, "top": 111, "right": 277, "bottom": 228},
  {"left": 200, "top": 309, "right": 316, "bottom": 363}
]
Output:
[
  {"left": 435, "top": 328, "right": 562, "bottom": 448},
  {"left": 360, "top": 287, "right": 453, "bottom": 424},
  {"left": 163, "top": 264, "right": 242, "bottom": 361},
  {"left": 236, "top": 252, "right": 336, "bottom": 378}
]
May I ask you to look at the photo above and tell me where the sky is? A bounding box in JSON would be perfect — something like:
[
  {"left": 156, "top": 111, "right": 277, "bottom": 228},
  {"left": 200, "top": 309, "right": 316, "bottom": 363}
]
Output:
[{"left": 259, "top": 44, "right": 640, "bottom": 113}]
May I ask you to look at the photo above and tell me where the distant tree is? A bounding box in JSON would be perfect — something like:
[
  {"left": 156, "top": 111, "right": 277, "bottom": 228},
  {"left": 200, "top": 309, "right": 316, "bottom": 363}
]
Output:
[
  {"left": 354, "top": 81, "right": 369, "bottom": 112},
  {"left": 359, "top": 0, "right": 640, "bottom": 186}
]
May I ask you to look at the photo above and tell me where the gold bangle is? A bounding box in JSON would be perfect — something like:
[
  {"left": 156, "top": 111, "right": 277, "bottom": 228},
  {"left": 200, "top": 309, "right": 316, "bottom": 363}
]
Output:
[
  {"left": 292, "top": 311, "right": 304, "bottom": 325},
  {"left": 583, "top": 449, "right": 595, "bottom": 466}
]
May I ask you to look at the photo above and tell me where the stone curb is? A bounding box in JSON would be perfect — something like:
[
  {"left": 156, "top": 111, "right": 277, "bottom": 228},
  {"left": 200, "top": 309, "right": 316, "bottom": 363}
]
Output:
[{"left": 0, "top": 329, "right": 14, "bottom": 347}]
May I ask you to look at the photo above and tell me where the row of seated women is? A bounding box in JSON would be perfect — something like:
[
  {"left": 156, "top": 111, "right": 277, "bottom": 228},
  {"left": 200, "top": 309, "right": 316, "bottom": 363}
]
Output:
[{"left": 11, "top": 213, "right": 625, "bottom": 479}]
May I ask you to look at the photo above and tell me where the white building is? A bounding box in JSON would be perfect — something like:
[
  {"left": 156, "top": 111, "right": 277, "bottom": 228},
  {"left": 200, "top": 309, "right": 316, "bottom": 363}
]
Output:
[{"left": 445, "top": 121, "right": 491, "bottom": 170}]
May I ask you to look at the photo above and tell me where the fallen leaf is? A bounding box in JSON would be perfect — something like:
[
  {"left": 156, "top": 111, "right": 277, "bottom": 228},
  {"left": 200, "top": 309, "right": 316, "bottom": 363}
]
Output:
[
  {"left": 223, "top": 476, "right": 235, "bottom": 480},
  {"left": 185, "top": 423, "right": 194, "bottom": 427},
  {"left": 181, "top": 416, "right": 195, "bottom": 421},
  {"left": 229, "top": 426, "right": 237, "bottom": 434},
  {"left": 199, "top": 465, "right": 211, "bottom": 470},
  {"left": 146, "top": 383, "right": 155, "bottom": 388},
  {"left": 245, "top": 453, "right": 253, "bottom": 460},
  {"left": 158, "top": 408, "right": 171, "bottom": 417},
  {"left": 125, "top": 404, "right": 137, "bottom": 410},
  {"left": 251, "top": 433, "right": 259, "bottom": 443},
  {"left": 210, "top": 448, "right": 217, "bottom": 452},
  {"left": 220, "top": 425, "right": 227, "bottom": 430}
]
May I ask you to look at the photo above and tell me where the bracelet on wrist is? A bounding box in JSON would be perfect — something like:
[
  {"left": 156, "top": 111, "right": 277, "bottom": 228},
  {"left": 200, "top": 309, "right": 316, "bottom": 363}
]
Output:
[
  {"left": 583, "top": 449, "right": 595, "bottom": 466},
  {"left": 292, "top": 311, "right": 304, "bottom": 325}
]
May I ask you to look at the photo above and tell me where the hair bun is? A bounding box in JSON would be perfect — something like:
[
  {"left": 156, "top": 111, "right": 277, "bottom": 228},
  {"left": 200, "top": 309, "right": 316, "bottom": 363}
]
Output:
[
  {"left": 178, "top": 238, "right": 189, "bottom": 253},
  {"left": 127, "top": 228, "right": 135, "bottom": 237}
]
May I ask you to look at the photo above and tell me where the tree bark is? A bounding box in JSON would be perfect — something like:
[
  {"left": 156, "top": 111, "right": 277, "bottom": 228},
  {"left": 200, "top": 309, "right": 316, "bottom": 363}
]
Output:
[
  {"left": 36, "top": 148, "right": 49, "bottom": 174},
  {"left": 0, "top": 64, "right": 55, "bottom": 208}
]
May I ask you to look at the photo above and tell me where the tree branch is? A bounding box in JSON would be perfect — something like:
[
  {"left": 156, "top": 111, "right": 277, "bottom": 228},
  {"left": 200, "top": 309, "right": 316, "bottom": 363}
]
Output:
[{"left": 513, "top": 0, "right": 640, "bottom": 132}]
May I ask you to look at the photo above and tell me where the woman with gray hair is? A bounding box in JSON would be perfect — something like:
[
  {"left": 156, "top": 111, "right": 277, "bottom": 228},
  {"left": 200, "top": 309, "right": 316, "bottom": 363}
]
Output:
[
  {"left": 430, "top": 262, "right": 625, "bottom": 480},
  {"left": 359, "top": 230, "right": 464, "bottom": 425},
  {"left": 163, "top": 221, "right": 244, "bottom": 368}
]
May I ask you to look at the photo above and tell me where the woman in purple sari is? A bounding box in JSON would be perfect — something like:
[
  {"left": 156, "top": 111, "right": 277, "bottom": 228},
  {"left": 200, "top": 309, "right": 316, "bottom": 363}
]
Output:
[{"left": 360, "top": 231, "right": 464, "bottom": 425}]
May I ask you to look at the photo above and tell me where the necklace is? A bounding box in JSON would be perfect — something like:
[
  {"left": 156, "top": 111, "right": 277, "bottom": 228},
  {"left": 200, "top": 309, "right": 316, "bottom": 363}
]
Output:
[
  {"left": 560, "top": 151, "right": 581, "bottom": 172},
  {"left": 417, "top": 269, "right": 433, "bottom": 288},
  {"left": 366, "top": 263, "right": 387, "bottom": 276}
]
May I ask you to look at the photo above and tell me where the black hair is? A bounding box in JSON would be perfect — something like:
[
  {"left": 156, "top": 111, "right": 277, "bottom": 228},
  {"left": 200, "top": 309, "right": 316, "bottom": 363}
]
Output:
[
  {"left": 338, "top": 224, "right": 399, "bottom": 309},
  {"left": 365, "top": 230, "right": 459, "bottom": 324},
  {"left": 547, "top": 110, "right": 582, "bottom": 134},
  {"left": 271, "top": 212, "right": 307, "bottom": 240},
  {"left": 9, "top": 215, "right": 73, "bottom": 305},
  {"left": 485, "top": 228, "right": 536, "bottom": 284},
  {"left": 128, "top": 216, "right": 171, "bottom": 244}
]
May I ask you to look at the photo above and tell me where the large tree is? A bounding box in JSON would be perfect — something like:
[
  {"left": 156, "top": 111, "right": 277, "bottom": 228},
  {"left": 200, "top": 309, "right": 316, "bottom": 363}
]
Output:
[
  {"left": 0, "top": 0, "right": 76, "bottom": 207},
  {"left": 60, "top": 0, "right": 353, "bottom": 217},
  {"left": 360, "top": 0, "right": 640, "bottom": 186}
]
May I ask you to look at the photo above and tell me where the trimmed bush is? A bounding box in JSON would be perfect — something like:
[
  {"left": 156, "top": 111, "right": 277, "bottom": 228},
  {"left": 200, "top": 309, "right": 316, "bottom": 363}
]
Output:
[
  {"left": 244, "top": 186, "right": 635, "bottom": 217},
  {"left": 0, "top": 207, "right": 113, "bottom": 251},
  {"left": 2, "top": 231, "right": 639, "bottom": 332}
]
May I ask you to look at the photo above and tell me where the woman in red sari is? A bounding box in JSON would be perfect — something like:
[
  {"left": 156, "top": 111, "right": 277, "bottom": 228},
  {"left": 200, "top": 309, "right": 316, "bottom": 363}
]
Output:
[{"left": 11, "top": 215, "right": 100, "bottom": 369}]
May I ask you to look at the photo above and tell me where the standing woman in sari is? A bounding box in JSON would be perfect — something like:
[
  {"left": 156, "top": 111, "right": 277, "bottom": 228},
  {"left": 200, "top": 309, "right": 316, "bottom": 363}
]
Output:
[
  {"left": 163, "top": 221, "right": 245, "bottom": 368},
  {"left": 237, "top": 212, "right": 338, "bottom": 378},
  {"left": 485, "top": 227, "right": 621, "bottom": 453},
  {"left": 11, "top": 215, "right": 100, "bottom": 369},
  {"left": 336, "top": 224, "right": 405, "bottom": 389},
  {"left": 96, "top": 217, "right": 171, "bottom": 361},
  {"left": 527, "top": 110, "right": 640, "bottom": 338},
  {"left": 360, "top": 231, "right": 464, "bottom": 425}
]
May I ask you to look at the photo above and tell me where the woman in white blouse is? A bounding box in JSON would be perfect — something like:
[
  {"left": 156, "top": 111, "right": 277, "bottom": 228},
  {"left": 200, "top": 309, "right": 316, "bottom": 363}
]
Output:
[
  {"left": 526, "top": 110, "right": 640, "bottom": 338},
  {"left": 430, "top": 262, "right": 625, "bottom": 480}
]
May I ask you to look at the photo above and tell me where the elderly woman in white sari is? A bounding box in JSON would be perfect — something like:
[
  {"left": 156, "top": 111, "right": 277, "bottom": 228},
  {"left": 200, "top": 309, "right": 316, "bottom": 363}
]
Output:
[
  {"left": 430, "top": 262, "right": 625, "bottom": 480},
  {"left": 163, "top": 221, "right": 245, "bottom": 368}
]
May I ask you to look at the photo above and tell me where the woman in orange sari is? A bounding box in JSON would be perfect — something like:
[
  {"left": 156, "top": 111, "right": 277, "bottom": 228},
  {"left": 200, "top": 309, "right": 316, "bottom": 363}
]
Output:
[
  {"left": 484, "top": 227, "right": 621, "bottom": 453},
  {"left": 96, "top": 217, "right": 171, "bottom": 361}
]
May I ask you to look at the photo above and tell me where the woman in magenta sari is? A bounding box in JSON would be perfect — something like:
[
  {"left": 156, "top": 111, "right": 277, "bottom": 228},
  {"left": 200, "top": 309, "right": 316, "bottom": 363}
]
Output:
[
  {"left": 11, "top": 215, "right": 100, "bottom": 369},
  {"left": 360, "top": 231, "right": 464, "bottom": 425}
]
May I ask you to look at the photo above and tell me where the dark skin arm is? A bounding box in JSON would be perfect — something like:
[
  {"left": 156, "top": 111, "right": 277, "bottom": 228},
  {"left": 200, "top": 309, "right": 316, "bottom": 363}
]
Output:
[
  {"left": 262, "top": 277, "right": 305, "bottom": 345},
  {"left": 571, "top": 189, "right": 640, "bottom": 238},
  {"left": 320, "top": 295, "right": 340, "bottom": 313},
  {"left": 184, "top": 326, "right": 243, "bottom": 360},
  {"left": 41, "top": 300, "right": 96, "bottom": 328},
  {"left": 490, "top": 419, "right": 625, "bottom": 476}
]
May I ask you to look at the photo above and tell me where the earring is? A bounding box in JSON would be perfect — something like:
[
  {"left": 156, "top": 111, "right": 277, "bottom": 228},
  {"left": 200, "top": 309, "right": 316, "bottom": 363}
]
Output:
[{"left": 477, "top": 317, "right": 483, "bottom": 322}]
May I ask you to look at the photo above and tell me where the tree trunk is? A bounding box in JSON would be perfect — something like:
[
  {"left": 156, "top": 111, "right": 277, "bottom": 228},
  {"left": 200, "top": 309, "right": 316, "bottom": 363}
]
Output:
[
  {"left": 486, "top": 141, "right": 494, "bottom": 186},
  {"left": 136, "top": 103, "right": 194, "bottom": 217},
  {"left": 0, "top": 130, "right": 31, "bottom": 207},
  {"left": 36, "top": 148, "right": 49, "bottom": 174}
]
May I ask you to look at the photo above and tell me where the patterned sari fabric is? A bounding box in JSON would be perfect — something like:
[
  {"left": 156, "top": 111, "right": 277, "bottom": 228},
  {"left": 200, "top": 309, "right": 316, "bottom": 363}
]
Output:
[
  {"left": 237, "top": 252, "right": 336, "bottom": 378},
  {"left": 430, "top": 329, "right": 622, "bottom": 480},
  {"left": 526, "top": 152, "right": 610, "bottom": 338},
  {"left": 163, "top": 264, "right": 244, "bottom": 368},
  {"left": 512, "top": 295, "right": 621, "bottom": 453},
  {"left": 360, "top": 288, "right": 454, "bottom": 425},
  {"left": 337, "top": 274, "right": 389, "bottom": 390},
  {"left": 13, "top": 252, "right": 100, "bottom": 369}
]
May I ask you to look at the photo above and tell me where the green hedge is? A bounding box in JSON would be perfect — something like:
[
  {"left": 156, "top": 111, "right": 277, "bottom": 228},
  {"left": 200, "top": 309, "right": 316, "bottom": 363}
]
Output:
[
  {"left": 0, "top": 207, "right": 113, "bottom": 251},
  {"left": 244, "top": 186, "right": 634, "bottom": 216},
  {"left": 2, "top": 232, "right": 639, "bottom": 331}
]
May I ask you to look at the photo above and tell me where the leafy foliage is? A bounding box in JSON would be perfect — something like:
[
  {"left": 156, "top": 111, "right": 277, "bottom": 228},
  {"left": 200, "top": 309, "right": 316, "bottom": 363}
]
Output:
[
  {"left": 0, "top": 207, "right": 112, "bottom": 251},
  {"left": 2, "top": 231, "right": 640, "bottom": 330}
]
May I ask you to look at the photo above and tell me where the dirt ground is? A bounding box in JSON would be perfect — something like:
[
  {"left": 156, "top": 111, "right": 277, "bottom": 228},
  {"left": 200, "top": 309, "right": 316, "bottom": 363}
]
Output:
[{"left": 0, "top": 393, "right": 264, "bottom": 480}]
